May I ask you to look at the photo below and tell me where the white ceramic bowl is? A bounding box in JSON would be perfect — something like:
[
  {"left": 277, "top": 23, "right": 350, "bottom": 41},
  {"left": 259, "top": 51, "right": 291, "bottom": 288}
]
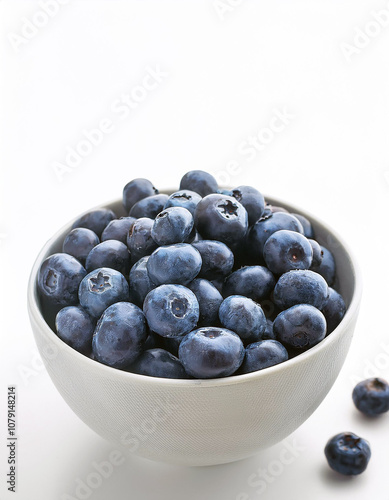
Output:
[{"left": 27, "top": 195, "right": 362, "bottom": 466}]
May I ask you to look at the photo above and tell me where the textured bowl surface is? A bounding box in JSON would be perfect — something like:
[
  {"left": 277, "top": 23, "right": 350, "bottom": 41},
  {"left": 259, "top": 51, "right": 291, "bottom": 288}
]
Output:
[{"left": 27, "top": 195, "right": 362, "bottom": 466}]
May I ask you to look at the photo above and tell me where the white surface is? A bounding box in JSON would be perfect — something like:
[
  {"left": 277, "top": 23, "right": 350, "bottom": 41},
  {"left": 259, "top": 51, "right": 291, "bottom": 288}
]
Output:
[{"left": 1, "top": 0, "right": 389, "bottom": 498}]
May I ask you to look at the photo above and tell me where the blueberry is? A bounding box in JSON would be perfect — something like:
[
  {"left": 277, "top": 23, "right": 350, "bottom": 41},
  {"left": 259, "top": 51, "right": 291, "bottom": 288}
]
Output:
[
  {"left": 188, "top": 279, "right": 223, "bottom": 327},
  {"left": 78, "top": 267, "right": 129, "bottom": 318},
  {"left": 231, "top": 185, "right": 265, "bottom": 225},
  {"left": 178, "top": 327, "right": 244, "bottom": 378},
  {"left": 311, "top": 245, "right": 336, "bottom": 286},
  {"left": 219, "top": 295, "right": 267, "bottom": 344},
  {"left": 147, "top": 244, "right": 202, "bottom": 285},
  {"left": 151, "top": 207, "right": 194, "bottom": 246},
  {"left": 321, "top": 287, "right": 346, "bottom": 333},
  {"left": 126, "top": 217, "right": 158, "bottom": 263},
  {"left": 129, "top": 348, "right": 189, "bottom": 379},
  {"left": 179, "top": 170, "right": 218, "bottom": 197},
  {"left": 143, "top": 284, "right": 199, "bottom": 337},
  {"left": 129, "top": 194, "right": 169, "bottom": 219},
  {"left": 223, "top": 266, "right": 275, "bottom": 303},
  {"left": 123, "top": 178, "right": 158, "bottom": 212},
  {"left": 85, "top": 240, "right": 131, "bottom": 276},
  {"left": 101, "top": 217, "right": 136, "bottom": 244},
  {"left": 72, "top": 208, "right": 117, "bottom": 238},
  {"left": 55, "top": 306, "right": 95, "bottom": 354},
  {"left": 38, "top": 253, "right": 86, "bottom": 308},
  {"left": 194, "top": 194, "right": 248, "bottom": 249},
  {"left": 164, "top": 190, "right": 202, "bottom": 216},
  {"left": 273, "top": 270, "right": 329, "bottom": 310},
  {"left": 192, "top": 240, "right": 234, "bottom": 280},
  {"left": 352, "top": 378, "right": 389, "bottom": 416},
  {"left": 128, "top": 256, "right": 155, "bottom": 307},
  {"left": 263, "top": 319, "right": 276, "bottom": 340},
  {"left": 273, "top": 304, "right": 327, "bottom": 350},
  {"left": 63, "top": 228, "right": 99, "bottom": 265},
  {"left": 92, "top": 302, "right": 147, "bottom": 369},
  {"left": 324, "top": 432, "right": 371, "bottom": 475},
  {"left": 309, "top": 239, "right": 323, "bottom": 268},
  {"left": 246, "top": 212, "right": 304, "bottom": 259},
  {"left": 263, "top": 230, "right": 313, "bottom": 275},
  {"left": 290, "top": 213, "right": 314, "bottom": 239},
  {"left": 240, "top": 340, "right": 288, "bottom": 373}
]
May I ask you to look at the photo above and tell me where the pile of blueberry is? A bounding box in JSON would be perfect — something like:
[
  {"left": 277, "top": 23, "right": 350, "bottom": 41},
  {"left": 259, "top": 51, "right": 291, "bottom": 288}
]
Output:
[{"left": 37, "top": 170, "right": 347, "bottom": 380}]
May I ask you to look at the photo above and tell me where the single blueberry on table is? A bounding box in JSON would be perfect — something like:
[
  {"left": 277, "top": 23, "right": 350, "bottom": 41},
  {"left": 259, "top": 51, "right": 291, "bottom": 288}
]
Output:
[
  {"left": 246, "top": 212, "right": 304, "bottom": 260},
  {"left": 122, "top": 178, "right": 158, "bottom": 212},
  {"left": 188, "top": 279, "right": 223, "bottom": 327},
  {"left": 72, "top": 208, "right": 117, "bottom": 238},
  {"left": 290, "top": 213, "right": 314, "bottom": 239},
  {"left": 101, "top": 217, "right": 136, "bottom": 244},
  {"left": 85, "top": 240, "right": 131, "bottom": 276},
  {"left": 63, "top": 228, "right": 99, "bottom": 265},
  {"left": 38, "top": 253, "right": 86, "bottom": 309},
  {"left": 179, "top": 170, "right": 218, "bottom": 197},
  {"left": 178, "top": 327, "right": 244, "bottom": 379},
  {"left": 129, "top": 348, "right": 189, "bottom": 379},
  {"left": 126, "top": 217, "right": 158, "bottom": 263},
  {"left": 311, "top": 244, "right": 336, "bottom": 286},
  {"left": 263, "top": 229, "right": 313, "bottom": 275},
  {"left": 92, "top": 302, "right": 147, "bottom": 369},
  {"left": 192, "top": 240, "right": 234, "bottom": 280},
  {"left": 128, "top": 256, "right": 155, "bottom": 307},
  {"left": 324, "top": 432, "right": 371, "bottom": 476},
  {"left": 164, "top": 190, "right": 202, "bottom": 216},
  {"left": 129, "top": 194, "right": 169, "bottom": 219},
  {"left": 151, "top": 207, "right": 194, "bottom": 246},
  {"left": 78, "top": 267, "right": 129, "bottom": 318},
  {"left": 143, "top": 284, "right": 199, "bottom": 338},
  {"left": 240, "top": 340, "right": 288, "bottom": 373},
  {"left": 147, "top": 244, "right": 202, "bottom": 286},
  {"left": 273, "top": 270, "right": 329, "bottom": 310},
  {"left": 194, "top": 194, "right": 248, "bottom": 249},
  {"left": 223, "top": 266, "right": 275, "bottom": 303},
  {"left": 231, "top": 185, "right": 265, "bottom": 225},
  {"left": 273, "top": 304, "right": 327, "bottom": 350},
  {"left": 321, "top": 287, "right": 346, "bottom": 333},
  {"left": 55, "top": 306, "right": 95, "bottom": 355},
  {"left": 308, "top": 239, "right": 323, "bottom": 268},
  {"left": 352, "top": 378, "right": 389, "bottom": 416},
  {"left": 219, "top": 295, "right": 267, "bottom": 345}
]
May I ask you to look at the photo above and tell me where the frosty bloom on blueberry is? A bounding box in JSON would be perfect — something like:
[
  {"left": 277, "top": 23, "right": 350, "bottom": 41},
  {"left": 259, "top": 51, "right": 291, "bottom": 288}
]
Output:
[{"left": 36, "top": 170, "right": 348, "bottom": 380}]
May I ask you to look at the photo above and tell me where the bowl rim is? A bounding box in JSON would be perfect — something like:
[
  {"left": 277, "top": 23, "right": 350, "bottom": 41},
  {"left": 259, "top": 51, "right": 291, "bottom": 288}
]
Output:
[{"left": 27, "top": 193, "right": 363, "bottom": 388}]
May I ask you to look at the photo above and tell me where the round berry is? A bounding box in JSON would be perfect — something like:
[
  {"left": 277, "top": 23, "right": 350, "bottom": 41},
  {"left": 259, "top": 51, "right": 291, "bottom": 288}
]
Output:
[
  {"left": 123, "top": 178, "right": 158, "bottom": 212},
  {"left": 63, "top": 228, "right": 99, "bottom": 265},
  {"left": 240, "top": 340, "right": 288, "bottom": 373},
  {"left": 72, "top": 208, "right": 117, "bottom": 238},
  {"left": 179, "top": 170, "right": 218, "bottom": 197},
  {"left": 352, "top": 378, "right": 389, "bottom": 416},
  {"left": 55, "top": 306, "right": 95, "bottom": 354},
  {"left": 263, "top": 230, "right": 313, "bottom": 274},
  {"left": 324, "top": 432, "right": 371, "bottom": 476}
]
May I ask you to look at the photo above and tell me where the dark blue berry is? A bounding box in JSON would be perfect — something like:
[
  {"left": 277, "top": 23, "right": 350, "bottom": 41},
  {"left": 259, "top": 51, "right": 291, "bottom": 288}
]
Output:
[
  {"left": 128, "top": 256, "right": 155, "bottom": 307},
  {"left": 273, "top": 304, "right": 326, "bottom": 350},
  {"left": 123, "top": 178, "right": 158, "bottom": 212},
  {"left": 192, "top": 240, "right": 234, "bottom": 280},
  {"left": 240, "top": 340, "right": 288, "bottom": 373},
  {"left": 63, "top": 228, "right": 99, "bottom": 265},
  {"left": 72, "top": 208, "right": 117, "bottom": 238},
  {"left": 129, "top": 348, "right": 189, "bottom": 379},
  {"left": 321, "top": 287, "right": 346, "bottom": 333},
  {"left": 352, "top": 378, "right": 389, "bottom": 416},
  {"left": 273, "top": 270, "right": 328, "bottom": 310},
  {"left": 179, "top": 170, "right": 218, "bottom": 197},
  {"left": 223, "top": 266, "right": 275, "bottom": 303},
  {"left": 151, "top": 207, "right": 194, "bottom": 246},
  {"left": 324, "top": 432, "right": 371, "bottom": 475},
  {"left": 147, "top": 244, "right": 202, "bottom": 285},
  {"left": 129, "top": 194, "right": 169, "bottom": 219},
  {"left": 263, "top": 230, "right": 313, "bottom": 274},
  {"left": 187, "top": 279, "right": 223, "bottom": 327},
  {"left": 55, "top": 306, "right": 95, "bottom": 354},
  {"left": 85, "top": 240, "right": 131, "bottom": 276},
  {"left": 101, "top": 217, "right": 136, "bottom": 244},
  {"left": 231, "top": 185, "right": 265, "bottom": 225},
  {"left": 309, "top": 239, "right": 323, "bottom": 268},
  {"left": 143, "top": 284, "right": 199, "bottom": 337},
  {"left": 219, "top": 295, "right": 266, "bottom": 344},
  {"left": 311, "top": 245, "right": 336, "bottom": 286},
  {"left": 92, "top": 302, "right": 147, "bottom": 369},
  {"left": 78, "top": 267, "right": 129, "bottom": 318},
  {"left": 164, "top": 190, "right": 202, "bottom": 216},
  {"left": 126, "top": 217, "right": 158, "bottom": 263},
  {"left": 178, "top": 327, "right": 244, "bottom": 378},
  {"left": 291, "top": 213, "right": 314, "bottom": 239}
]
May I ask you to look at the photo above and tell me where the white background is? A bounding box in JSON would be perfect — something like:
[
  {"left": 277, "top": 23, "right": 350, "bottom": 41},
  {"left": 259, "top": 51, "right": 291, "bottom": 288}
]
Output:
[{"left": 1, "top": 1, "right": 389, "bottom": 499}]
